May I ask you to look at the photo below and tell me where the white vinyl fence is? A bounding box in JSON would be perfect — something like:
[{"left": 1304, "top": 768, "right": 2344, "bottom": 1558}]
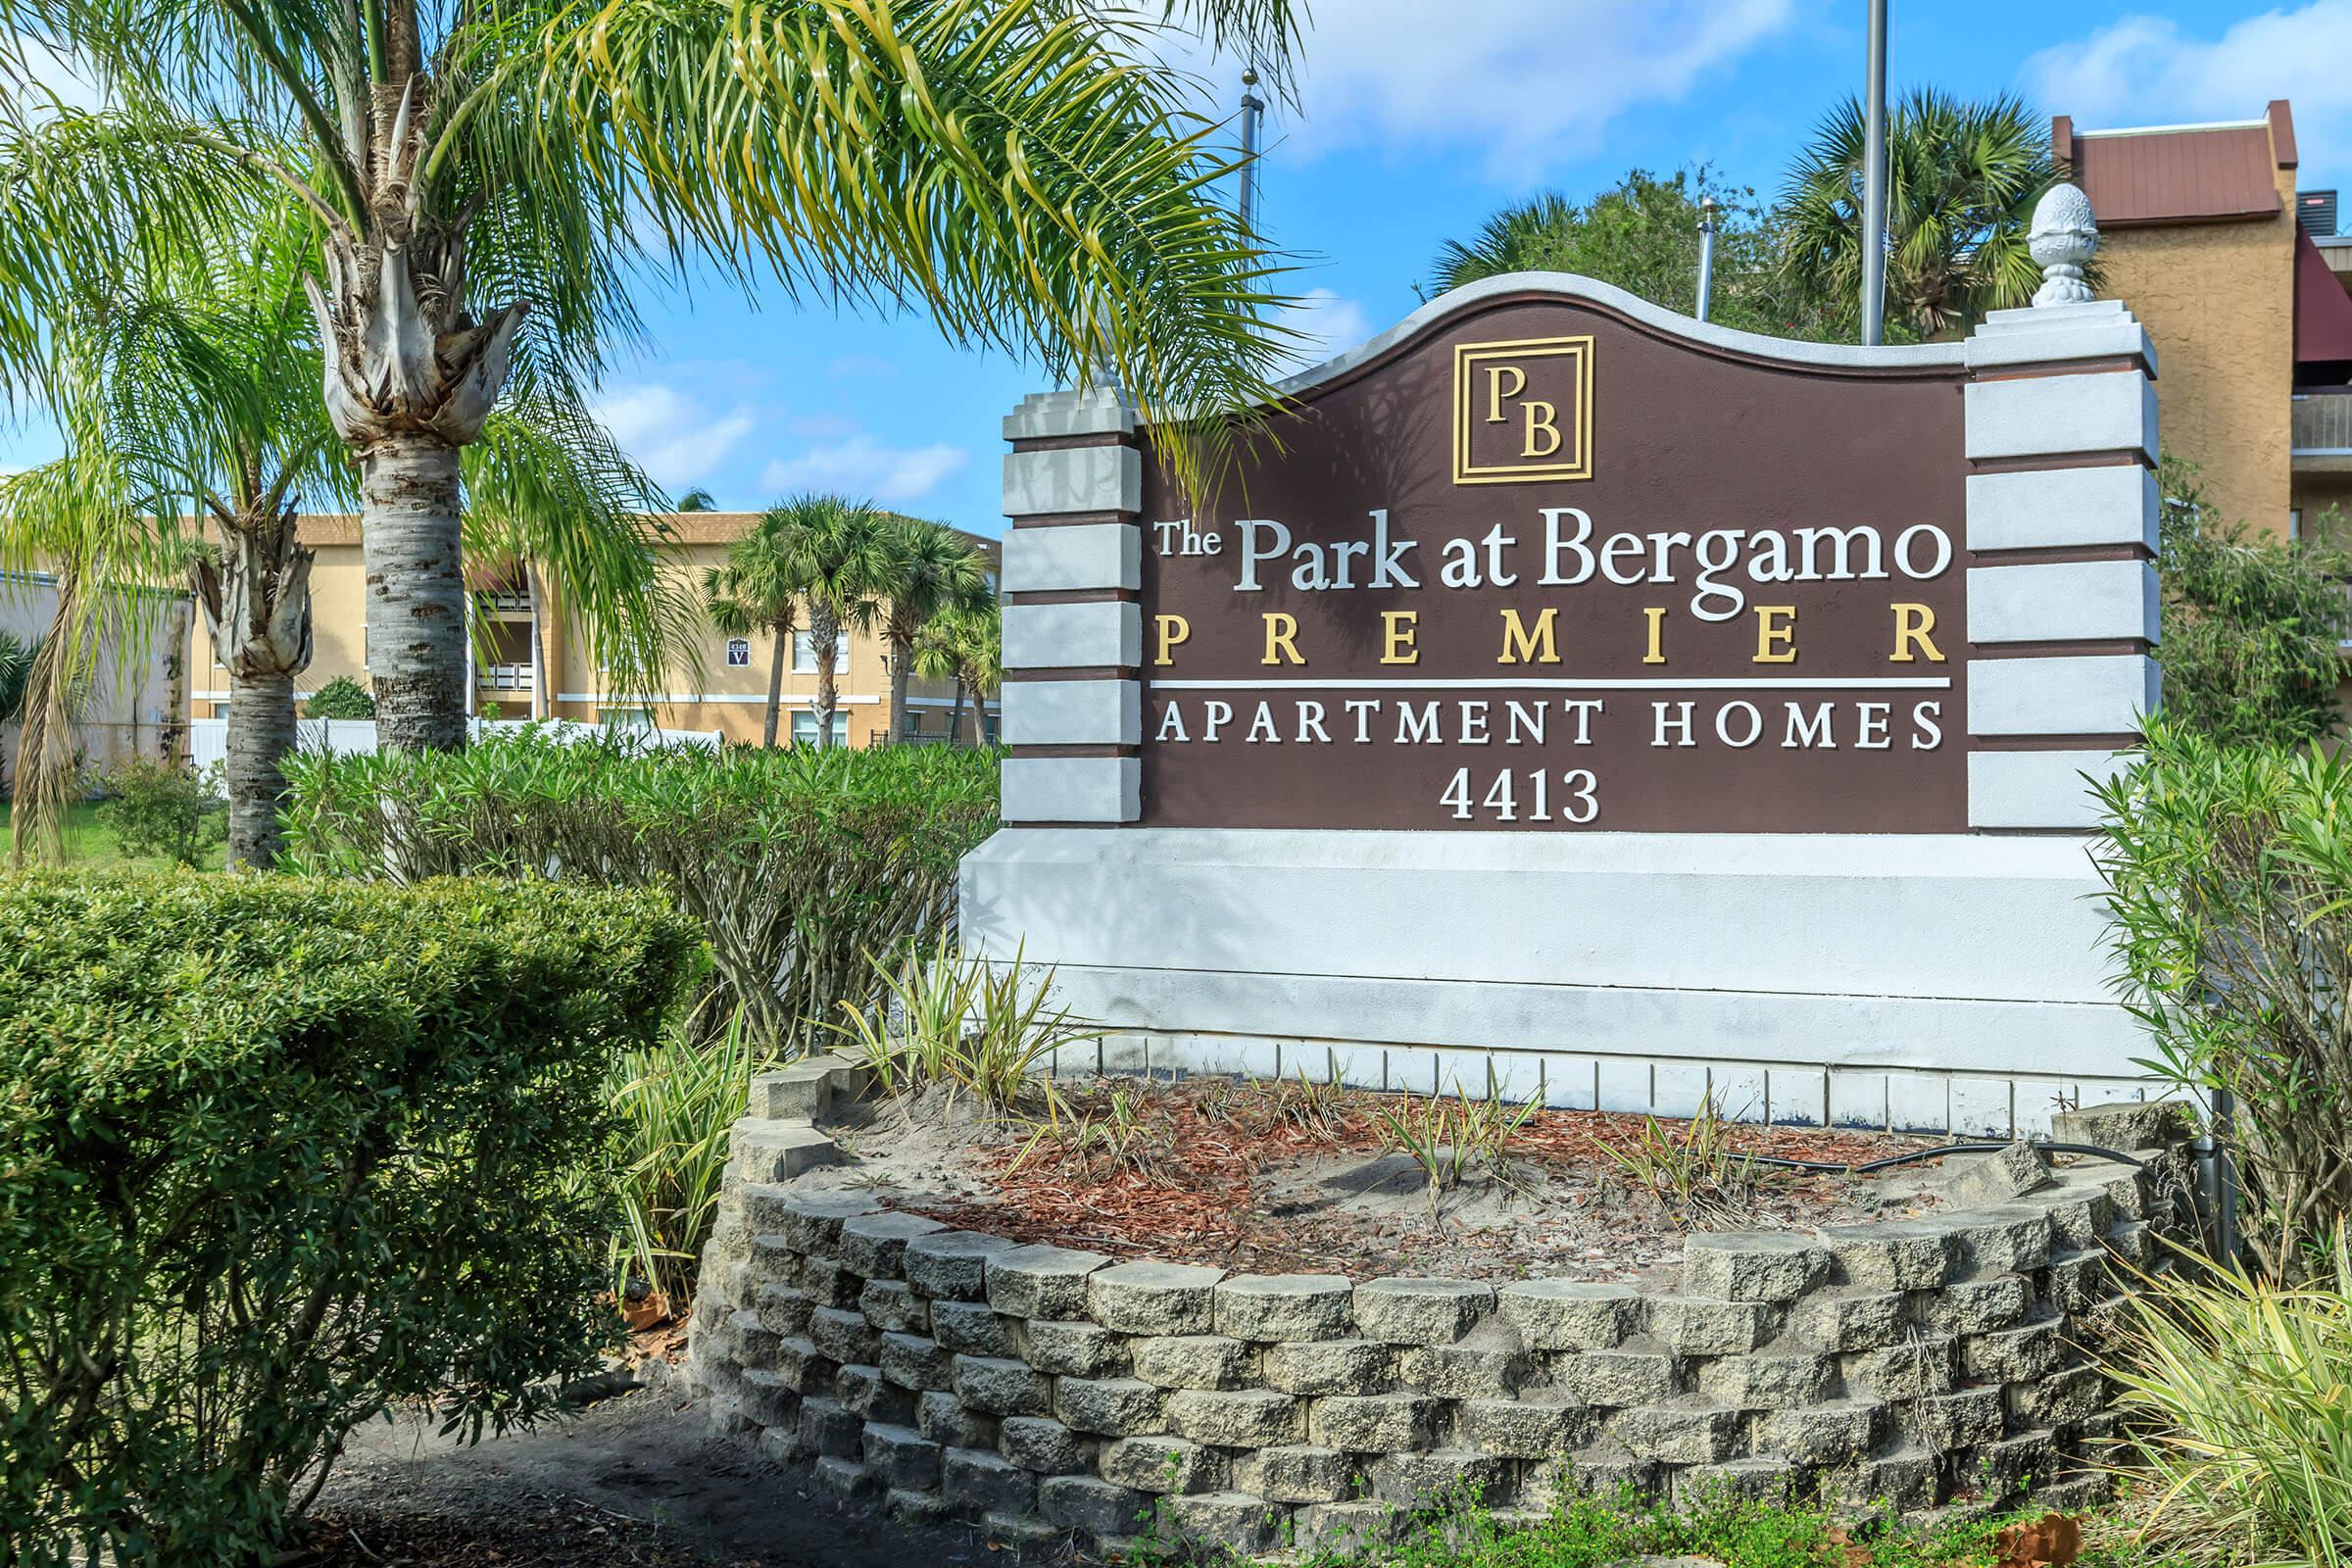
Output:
[{"left": 185, "top": 714, "right": 720, "bottom": 771}]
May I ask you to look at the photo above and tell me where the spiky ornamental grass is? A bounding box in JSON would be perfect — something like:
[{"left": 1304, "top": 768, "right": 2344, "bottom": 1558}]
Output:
[{"left": 2104, "top": 1241, "right": 2352, "bottom": 1568}]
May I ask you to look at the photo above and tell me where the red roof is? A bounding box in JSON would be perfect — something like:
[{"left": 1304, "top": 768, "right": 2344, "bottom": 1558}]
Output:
[
  {"left": 2296, "top": 225, "right": 2352, "bottom": 369},
  {"left": 2051, "top": 101, "right": 2292, "bottom": 227}
]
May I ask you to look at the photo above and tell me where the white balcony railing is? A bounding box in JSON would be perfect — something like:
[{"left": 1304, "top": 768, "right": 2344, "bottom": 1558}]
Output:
[
  {"left": 481, "top": 662, "right": 534, "bottom": 691},
  {"left": 2293, "top": 393, "right": 2352, "bottom": 456}
]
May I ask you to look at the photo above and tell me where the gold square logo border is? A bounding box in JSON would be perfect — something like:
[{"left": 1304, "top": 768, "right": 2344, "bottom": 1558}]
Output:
[{"left": 1451, "top": 336, "right": 1595, "bottom": 485}]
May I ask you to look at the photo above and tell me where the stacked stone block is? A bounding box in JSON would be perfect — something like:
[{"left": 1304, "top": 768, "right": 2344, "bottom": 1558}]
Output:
[{"left": 687, "top": 1101, "right": 2194, "bottom": 1556}]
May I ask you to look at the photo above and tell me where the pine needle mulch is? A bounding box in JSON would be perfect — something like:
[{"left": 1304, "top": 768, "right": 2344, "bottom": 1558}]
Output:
[{"left": 900, "top": 1077, "right": 1939, "bottom": 1279}]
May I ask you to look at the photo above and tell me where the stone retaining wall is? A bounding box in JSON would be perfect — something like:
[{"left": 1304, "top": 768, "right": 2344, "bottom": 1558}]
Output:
[{"left": 687, "top": 1075, "right": 2196, "bottom": 1559}]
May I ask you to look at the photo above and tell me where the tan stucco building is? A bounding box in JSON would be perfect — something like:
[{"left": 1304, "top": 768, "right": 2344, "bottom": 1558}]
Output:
[
  {"left": 2054, "top": 100, "right": 2352, "bottom": 541},
  {"left": 187, "top": 512, "right": 1000, "bottom": 748},
  {"left": 2, "top": 570, "right": 190, "bottom": 780}
]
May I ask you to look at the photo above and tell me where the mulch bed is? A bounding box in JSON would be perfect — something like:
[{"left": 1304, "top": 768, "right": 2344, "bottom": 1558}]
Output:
[
  {"left": 288, "top": 1493, "right": 766, "bottom": 1567},
  {"left": 895, "top": 1076, "right": 1943, "bottom": 1283}
]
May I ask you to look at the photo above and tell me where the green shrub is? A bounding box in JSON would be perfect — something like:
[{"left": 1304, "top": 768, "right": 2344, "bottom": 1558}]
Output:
[
  {"left": 2097, "top": 719, "right": 2352, "bottom": 1282},
  {"left": 95, "top": 758, "right": 225, "bottom": 866},
  {"left": 280, "top": 730, "right": 998, "bottom": 1052},
  {"left": 302, "top": 675, "right": 375, "bottom": 719},
  {"left": 0, "top": 872, "right": 700, "bottom": 1566},
  {"left": 2103, "top": 1238, "right": 2352, "bottom": 1568},
  {"left": 2159, "top": 459, "right": 2352, "bottom": 749}
]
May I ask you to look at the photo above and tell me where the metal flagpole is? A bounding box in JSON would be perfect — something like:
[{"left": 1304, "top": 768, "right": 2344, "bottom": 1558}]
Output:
[
  {"left": 1860, "top": 0, "right": 1889, "bottom": 345},
  {"left": 1239, "top": 62, "right": 1264, "bottom": 235},
  {"left": 1695, "top": 197, "right": 1718, "bottom": 322}
]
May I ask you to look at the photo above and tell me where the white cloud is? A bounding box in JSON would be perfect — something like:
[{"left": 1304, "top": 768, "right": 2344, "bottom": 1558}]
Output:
[
  {"left": 1235, "top": 0, "right": 1796, "bottom": 182},
  {"left": 2023, "top": 4, "right": 2352, "bottom": 146},
  {"left": 592, "top": 383, "right": 756, "bottom": 490},
  {"left": 759, "top": 435, "right": 969, "bottom": 505},
  {"left": 1273, "top": 287, "right": 1376, "bottom": 374}
]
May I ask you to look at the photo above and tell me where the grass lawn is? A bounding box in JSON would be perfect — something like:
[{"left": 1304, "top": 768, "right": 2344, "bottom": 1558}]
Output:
[{"left": 0, "top": 799, "right": 228, "bottom": 872}]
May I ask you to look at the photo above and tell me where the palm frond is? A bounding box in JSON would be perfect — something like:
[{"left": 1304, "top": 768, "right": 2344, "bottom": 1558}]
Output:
[
  {"left": 541, "top": 0, "right": 1300, "bottom": 500},
  {"left": 1778, "top": 89, "right": 2074, "bottom": 340},
  {"left": 462, "top": 396, "right": 701, "bottom": 708}
]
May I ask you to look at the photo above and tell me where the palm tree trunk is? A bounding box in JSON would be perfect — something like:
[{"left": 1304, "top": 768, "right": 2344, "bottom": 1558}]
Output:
[
  {"left": 763, "top": 618, "right": 788, "bottom": 748},
  {"left": 225, "top": 669, "right": 296, "bottom": 869},
  {"left": 525, "top": 562, "right": 550, "bottom": 720},
  {"left": 194, "top": 510, "right": 316, "bottom": 871},
  {"left": 161, "top": 597, "right": 192, "bottom": 764},
  {"left": 947, "top": 677, "right": 967, "bottom": 749},
  {"left": 809, "top": 602, "right": 840, "bottom": 750},
  {"left": 10, "top": 572, "right": 80, "bottom": 866},
  {"left": 887, "top": 633, "right": 912, "bottom": 747},
  {"left": 360, "top": 434, "right": 467, "bottom": 753}
]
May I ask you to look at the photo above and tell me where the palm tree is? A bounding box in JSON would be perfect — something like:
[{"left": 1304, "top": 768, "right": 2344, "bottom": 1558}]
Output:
[
  {"left": 0, "top": 0, "right": 1304, "bottom": 757},
  {"left": 1781, "top": 91, "right": 2065, "bottom": 342},
  {"left": 1, "top": 190, "right": 689, "bottom": 867},
  {"left": 911, "top": 601, "right": 999, "bottom": 747},
  {"left": 878, "top": 516, "right": 992, "bottom": 746},
  {"left": 781, "top": 497, "right": 893, "bottom": 751},
  {"left": 704, "top": 515, "right": 812, "bottom": 749}
]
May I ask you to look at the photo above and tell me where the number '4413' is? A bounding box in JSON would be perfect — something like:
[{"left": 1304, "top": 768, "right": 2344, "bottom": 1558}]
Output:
[{"left": 1440, "top": 767, "right": 1597, "bottom": 824}]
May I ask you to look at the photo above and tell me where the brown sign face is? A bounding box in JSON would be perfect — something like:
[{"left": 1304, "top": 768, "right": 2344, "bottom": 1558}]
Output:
[{"left": 1139, "top": 293, "right": 1972, "bottom": 833}]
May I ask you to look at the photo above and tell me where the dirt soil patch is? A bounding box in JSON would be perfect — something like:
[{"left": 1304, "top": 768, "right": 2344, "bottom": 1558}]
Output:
[
  {"left": 294, "top": 1381, "right": 1017, "bottom": 1568},
  {"left": 797, "top": 1076, "right": 1962, "bottom": 1283}
]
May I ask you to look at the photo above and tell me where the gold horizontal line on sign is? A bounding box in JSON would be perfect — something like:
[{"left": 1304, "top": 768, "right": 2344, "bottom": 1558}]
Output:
[{"left": 1147, "top": 676, "right": 1953, "bottom": 691}]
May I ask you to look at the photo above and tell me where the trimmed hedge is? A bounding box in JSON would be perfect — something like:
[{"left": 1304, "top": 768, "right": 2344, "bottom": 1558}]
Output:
[
  {"left": 0, "top": 873, "right": 701, "bottom": 1566},
  {"left": 281, "top": 732, "right": 1000, "bottom": 1050}
]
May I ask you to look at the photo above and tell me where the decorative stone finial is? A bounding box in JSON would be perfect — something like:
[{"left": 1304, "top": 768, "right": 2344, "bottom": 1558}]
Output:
[{"left": 2030, "top": 182, "right": 2098, "bottom": 308}]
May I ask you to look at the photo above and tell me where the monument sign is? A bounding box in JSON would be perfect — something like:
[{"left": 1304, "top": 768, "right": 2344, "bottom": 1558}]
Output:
[{"left": 965, "top": 189, "right": 2162, "bottom": 1133}]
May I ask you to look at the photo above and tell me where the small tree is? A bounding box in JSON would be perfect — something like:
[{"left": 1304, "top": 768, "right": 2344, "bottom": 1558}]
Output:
[
  {"left": 97, "top": 759, "right": 227, "bottom": 867},
  {"left": 1424, "top": 169, "right": 1846, "bottom": 340},
  {"left": 303, "top": 676, "right": 376, "bottom": 720},
  {"left": 2158, "top": 459, "right": 2351, "bottom": 749}
]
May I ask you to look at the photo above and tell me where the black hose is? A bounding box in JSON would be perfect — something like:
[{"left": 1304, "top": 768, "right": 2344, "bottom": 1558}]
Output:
[{"left": 1738, "top": 1140, "right": 2143, "bottom": 1176}]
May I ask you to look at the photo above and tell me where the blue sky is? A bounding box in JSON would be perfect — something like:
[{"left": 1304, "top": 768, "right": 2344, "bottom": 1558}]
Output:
[{"left": 7, "top": 1, "right": 2346, "bottom": 533}]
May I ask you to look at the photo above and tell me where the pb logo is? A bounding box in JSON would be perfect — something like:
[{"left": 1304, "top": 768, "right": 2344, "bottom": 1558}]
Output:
[{"left": 1451, "top": 335, "right": 1593, "bottom": 484}]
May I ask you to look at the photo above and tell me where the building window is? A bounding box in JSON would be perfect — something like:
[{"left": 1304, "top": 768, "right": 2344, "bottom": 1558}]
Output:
[
  {"left": 903, "top": 710, "right": 925, "bottom": 737},
  {"left": 792, "top": 632, "right": 850, "bottom": 674},
  {"left": 791, "top": 710, "right": 851, "bottom": 748},
  {"left": 724, "top": 637, "right": 751, "bottom": 667},
  {"left": 602, "top": 707, "right": 654, "bottom": 734},
  {"left": 982, "top": 713, "right": 1000, "bottom": 745}
]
